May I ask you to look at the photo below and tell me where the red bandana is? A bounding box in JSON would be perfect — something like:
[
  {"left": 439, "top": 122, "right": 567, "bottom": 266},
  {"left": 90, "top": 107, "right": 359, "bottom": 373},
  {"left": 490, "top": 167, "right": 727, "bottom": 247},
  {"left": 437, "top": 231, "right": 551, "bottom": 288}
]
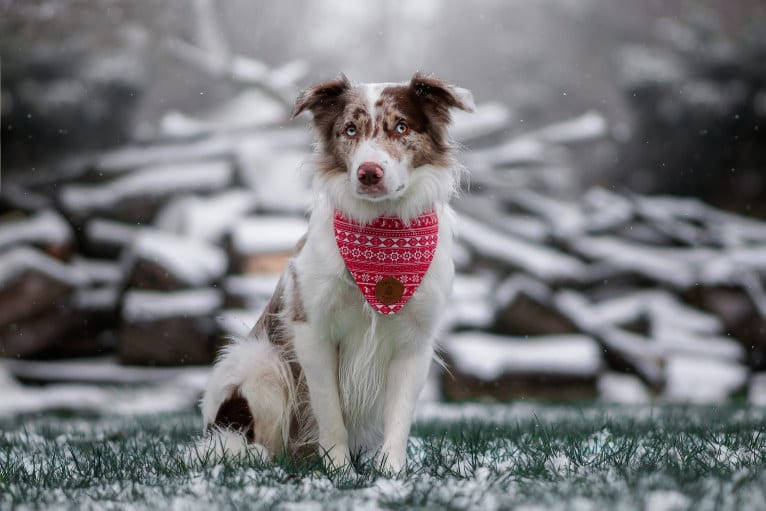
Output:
[{"left": 333, "top": 210, "right": 439, "bottom": 315}]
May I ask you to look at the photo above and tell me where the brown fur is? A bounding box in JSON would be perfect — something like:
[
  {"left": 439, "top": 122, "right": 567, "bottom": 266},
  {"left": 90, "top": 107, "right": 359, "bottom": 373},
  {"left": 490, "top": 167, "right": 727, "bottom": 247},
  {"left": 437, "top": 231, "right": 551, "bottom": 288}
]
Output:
[
  {"left": 293, "top": 73, "right": 471, "bottom": 177},
  {"left": 210, "top": 389, "right": 255, "bottom": 442}
]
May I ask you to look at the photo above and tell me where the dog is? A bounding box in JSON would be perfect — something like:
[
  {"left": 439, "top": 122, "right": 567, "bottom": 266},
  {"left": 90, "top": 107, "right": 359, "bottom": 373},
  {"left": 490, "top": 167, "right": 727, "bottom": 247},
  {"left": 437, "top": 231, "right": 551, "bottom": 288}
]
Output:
[{"left": 200, "top": 73, "right": 474, "bottom": 473}]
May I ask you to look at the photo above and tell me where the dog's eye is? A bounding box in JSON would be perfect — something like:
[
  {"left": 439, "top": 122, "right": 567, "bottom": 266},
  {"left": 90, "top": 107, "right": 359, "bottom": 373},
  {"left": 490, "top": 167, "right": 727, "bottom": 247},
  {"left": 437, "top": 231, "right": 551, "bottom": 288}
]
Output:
[
  {"left": 345, "top": 125, "right": 357, "bottom": 137},
  {"left": 394, "top": 121, "right": 409, "bottom": 135}
]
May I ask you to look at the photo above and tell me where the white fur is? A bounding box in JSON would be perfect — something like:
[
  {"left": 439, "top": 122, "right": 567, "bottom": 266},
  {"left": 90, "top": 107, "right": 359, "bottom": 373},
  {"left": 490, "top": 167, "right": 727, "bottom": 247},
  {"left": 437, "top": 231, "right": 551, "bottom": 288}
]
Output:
[{"left": 200, "top": 78, "right": 470, "bottom": 474}]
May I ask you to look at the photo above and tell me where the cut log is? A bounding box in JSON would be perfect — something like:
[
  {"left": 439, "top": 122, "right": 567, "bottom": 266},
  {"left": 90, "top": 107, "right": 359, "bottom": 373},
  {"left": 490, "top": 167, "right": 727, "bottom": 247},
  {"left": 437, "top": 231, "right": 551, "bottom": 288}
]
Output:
[
  {"left": 228, "top": 215, "right": 307, "bottom": 274},
  {"left": 118, "top": 289, "right": 223, "bottom": 366},
  {"left": 442, "top": 332, "right": 601, "bottom": 401},
  {"left": 124, "top": 229, "right": 227, "bottom": 289}
]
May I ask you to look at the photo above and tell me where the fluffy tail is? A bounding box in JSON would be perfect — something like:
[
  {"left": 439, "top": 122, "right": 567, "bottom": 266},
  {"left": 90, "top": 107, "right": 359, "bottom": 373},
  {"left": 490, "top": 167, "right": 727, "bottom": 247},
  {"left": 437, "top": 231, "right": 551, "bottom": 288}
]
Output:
[{"left": 197, "top": 336, "right": 293, "bottom": 462}]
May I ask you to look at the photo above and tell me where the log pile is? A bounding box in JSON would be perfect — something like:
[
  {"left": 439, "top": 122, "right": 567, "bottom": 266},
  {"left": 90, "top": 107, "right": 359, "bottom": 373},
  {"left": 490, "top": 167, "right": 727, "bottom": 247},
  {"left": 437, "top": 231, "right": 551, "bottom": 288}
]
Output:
[{"left": 2, "top": 57, "right": 765, "bottom": 404}]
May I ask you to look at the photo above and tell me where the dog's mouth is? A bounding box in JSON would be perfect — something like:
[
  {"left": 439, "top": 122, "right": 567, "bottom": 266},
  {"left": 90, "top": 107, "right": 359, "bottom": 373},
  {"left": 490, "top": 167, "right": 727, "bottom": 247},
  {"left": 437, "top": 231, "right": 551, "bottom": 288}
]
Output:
[{"left": 352, "top": 182, "right": 407, "bottom": 202}]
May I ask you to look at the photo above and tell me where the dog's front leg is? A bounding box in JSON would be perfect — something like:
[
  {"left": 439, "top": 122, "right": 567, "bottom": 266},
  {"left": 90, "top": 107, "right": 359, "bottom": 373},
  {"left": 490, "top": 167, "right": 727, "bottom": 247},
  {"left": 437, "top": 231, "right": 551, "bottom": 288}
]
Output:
[
  {"left": 293, "top": 324, "right": 351, "bottom": 471},
  {"left": 379, "top": 345, "right": 433, "bottom": 474}
]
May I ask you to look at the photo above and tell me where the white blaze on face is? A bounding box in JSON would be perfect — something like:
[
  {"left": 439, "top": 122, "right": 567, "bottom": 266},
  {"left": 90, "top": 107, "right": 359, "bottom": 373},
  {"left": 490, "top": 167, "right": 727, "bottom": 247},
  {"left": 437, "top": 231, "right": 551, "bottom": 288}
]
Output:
[{"left": 348, "top": 84, "right": 412, "bottom": 202}]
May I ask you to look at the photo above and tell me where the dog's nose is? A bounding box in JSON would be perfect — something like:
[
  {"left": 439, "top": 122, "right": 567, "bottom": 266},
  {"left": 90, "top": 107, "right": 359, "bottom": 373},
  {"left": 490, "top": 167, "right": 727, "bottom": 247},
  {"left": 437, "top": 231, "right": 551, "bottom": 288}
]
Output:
[{"left": 357, "top": 162, "right": 384, "bottom": 186}]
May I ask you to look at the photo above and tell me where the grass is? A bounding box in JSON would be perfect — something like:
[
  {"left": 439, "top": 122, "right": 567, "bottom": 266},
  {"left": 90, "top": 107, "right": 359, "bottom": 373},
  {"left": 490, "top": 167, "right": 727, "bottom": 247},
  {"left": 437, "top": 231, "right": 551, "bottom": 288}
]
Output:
[{"left": 1, "top": 403, "right": 765, "bottom": 510}]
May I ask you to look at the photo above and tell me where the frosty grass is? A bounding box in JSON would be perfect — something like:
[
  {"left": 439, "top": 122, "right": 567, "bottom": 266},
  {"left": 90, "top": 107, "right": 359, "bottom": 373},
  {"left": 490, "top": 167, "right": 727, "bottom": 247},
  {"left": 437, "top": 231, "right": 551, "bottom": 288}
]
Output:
[{"left": 1, "top": 403, "right": 765, "bottom": 510}]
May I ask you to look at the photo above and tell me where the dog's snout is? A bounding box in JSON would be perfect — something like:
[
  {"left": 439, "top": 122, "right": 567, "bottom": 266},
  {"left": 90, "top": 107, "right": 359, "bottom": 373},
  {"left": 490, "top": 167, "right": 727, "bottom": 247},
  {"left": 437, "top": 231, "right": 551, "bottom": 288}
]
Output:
[{"left": 357, "top": 162, "right": 384, "bottom": 186}]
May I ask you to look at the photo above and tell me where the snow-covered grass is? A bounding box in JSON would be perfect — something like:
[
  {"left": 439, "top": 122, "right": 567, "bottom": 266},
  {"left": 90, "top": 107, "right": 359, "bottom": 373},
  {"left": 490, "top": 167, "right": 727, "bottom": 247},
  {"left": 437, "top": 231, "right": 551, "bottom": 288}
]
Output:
[{"left": 2, "top": 403, "right": 765, "bottom": 510}]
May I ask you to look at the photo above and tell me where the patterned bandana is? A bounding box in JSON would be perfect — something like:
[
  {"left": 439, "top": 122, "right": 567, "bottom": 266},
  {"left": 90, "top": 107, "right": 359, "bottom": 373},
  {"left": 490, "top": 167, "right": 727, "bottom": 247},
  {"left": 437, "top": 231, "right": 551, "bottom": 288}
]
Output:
[{"left": 333, "top": 209, "right": 439, "bottom": 315}]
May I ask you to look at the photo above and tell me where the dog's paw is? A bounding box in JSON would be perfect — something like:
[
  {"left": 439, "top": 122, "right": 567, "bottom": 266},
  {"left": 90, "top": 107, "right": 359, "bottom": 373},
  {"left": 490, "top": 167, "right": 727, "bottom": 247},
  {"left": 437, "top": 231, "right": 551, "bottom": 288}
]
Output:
[
  {"left": 374, "top": 449, "right": 407, "bottom": 477},
  {"left": 319, "top": 443, "right": 354, "bottom": 472}
]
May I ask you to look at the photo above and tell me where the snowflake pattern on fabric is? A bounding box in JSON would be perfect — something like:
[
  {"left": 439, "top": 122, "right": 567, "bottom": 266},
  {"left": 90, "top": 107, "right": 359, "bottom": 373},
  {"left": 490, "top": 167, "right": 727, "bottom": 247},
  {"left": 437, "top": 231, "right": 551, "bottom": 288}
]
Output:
[{"left": 333, "top": 210, "right": 439, "bottom": 314}]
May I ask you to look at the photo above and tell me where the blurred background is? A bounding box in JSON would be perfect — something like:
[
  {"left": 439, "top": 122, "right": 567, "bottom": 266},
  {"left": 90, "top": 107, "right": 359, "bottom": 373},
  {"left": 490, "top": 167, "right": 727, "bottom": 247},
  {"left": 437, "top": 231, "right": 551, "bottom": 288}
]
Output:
[{"left": 1, "top": 0, "right": 766, "bottom": 416}]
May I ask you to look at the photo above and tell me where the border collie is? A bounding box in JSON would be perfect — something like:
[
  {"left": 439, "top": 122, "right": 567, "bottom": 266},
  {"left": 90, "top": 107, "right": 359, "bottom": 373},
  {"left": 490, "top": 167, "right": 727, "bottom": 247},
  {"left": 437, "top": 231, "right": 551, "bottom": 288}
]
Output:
[{"left": 200, "top": 73, "right": 474, "bottom": 473}]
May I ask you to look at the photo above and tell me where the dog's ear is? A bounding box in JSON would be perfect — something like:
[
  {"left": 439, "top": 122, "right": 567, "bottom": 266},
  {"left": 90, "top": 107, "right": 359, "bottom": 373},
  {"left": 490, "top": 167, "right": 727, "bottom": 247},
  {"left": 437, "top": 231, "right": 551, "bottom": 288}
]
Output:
[
  {"left": 291, "top": 74, "right": 351, "bottom": 119},
  {"left": 409, "top": 73, "right": 475, "bottom": 116}
]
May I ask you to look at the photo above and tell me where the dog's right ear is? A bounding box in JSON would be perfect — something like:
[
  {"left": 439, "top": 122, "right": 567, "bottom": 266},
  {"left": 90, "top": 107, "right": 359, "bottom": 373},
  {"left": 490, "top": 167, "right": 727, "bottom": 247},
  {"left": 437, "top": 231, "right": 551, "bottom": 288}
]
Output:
[{"left": 291, "top": 74, "right": 351, "bottom": 119}]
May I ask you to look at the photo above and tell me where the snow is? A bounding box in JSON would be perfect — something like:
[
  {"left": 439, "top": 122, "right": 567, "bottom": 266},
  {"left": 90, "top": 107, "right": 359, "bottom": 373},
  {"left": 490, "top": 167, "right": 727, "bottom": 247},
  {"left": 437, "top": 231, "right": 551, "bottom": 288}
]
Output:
[
  {"left": 154, "top": 189, "right": 256, "bottom": 243},
  {"left": 237, "top": 148, "right": 312, "bottom": 213},
  {"left": 554, "top": 289, "right": 721, "bottom": 334},
  {"left": 95, "top": 136, "right": 233, "bottom": 173},
  {"left": 0, "top": 357, "right": 210, "bottom": 417},
  {"left": 505, "top": 189, "right": 586, "bottom": 236},
  {"left": 224, "top": 274, "right": 281, "bottom": 310},
  {"left": 749, "top": 373, "right": 766, "bottom": 407},
  {"left": 126, "top": 229, "right": 228, "bottom": 286},
  {"left": 568, "top": 235, "right": 707, "bottom": 288},
  {"left": 495, "top": 274, "right": 552, "bottom": 309},
  {"left": 598, "top": 372, "right": 651, "bottom": 404},
  {"left": 0, "top": 209, "right": 72, "bottom": 251},
  {"left": 616, "top": 45, "right": 684, "bottom": 89},
  {"left": 450, "top": 102, "right": 511, "bottom": 142},
  {"left": 2, "top": 356, "right": 209, "bottom": 386},
  {"left": 71, "top": 257, "right": 124, "bottom": 285},
  {"left": 663, "top": 354, "right": 749, "bottom": 403},
  {"left": 122, "top": 289, "right": 223, "bottom": 323},
  {"left": 446, "top": 273, "right": 496, "bottom": 330},
  {"left": 444, "top": 332, "right": 602, "bottom": 380},
  {"left": 85, "top": 218, "right": 141, "bottom": 248},
  {"left": 72, "top": 286, "right": 121, "bottom": 311},
  {"left": 230, "top": 215, "right": 308, "bottom": 254},
  {"left": 455, "top": 196, "right": 550, "bottom": 242},
  {"left": 526, "top": 111, "right": 608, "bottom": 145},
  {"left": 465, "top": 137, "right": 558, "bottom": 169},
  {"left": 203, "top": 88, "right": 287, "bottom": 130},
  {"left": 554, "top": 290, "right": 667, "bottom": 387},
  {"left": 60, "top": 159, "right": 234, "bottom": 214},
  {"left": 652, "top": 325, "right": 745, "bottom": 362},
  {"left": 458, "top": 214, "right": 587, "bottom": 281},
  {"left": 0, "top": 246, "right": 89, "bottom": 288},
  {"left": 0, "top": 376, "right": 205, "bottom": 418}
]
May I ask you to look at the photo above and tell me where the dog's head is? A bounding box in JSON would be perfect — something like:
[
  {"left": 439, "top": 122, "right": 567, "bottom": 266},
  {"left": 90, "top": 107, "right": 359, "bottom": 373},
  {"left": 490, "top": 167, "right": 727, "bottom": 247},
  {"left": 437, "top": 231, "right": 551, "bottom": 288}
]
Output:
[{"left": 293, "top": 73, "right": 473, "bottom": 210}]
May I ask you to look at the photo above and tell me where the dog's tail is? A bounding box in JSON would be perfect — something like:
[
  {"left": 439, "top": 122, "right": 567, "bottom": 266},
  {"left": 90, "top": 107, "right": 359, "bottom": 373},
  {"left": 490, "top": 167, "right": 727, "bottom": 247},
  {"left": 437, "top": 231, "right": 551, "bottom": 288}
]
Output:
[{"left": 194, "top": 336, "right": 294, "bottom": 463}]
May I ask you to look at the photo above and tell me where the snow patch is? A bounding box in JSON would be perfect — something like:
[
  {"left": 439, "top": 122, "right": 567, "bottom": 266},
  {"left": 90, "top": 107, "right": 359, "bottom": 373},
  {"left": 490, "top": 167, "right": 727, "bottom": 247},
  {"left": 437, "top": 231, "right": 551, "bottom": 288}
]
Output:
[
  {"left": 459, "top": 215, "right": 586, "bottom": 281},
  {"left": 231, "top": 215, "right": 308, "bottom": 254},
  {"left": 664, "top": 354, "right": 748, "bottom": 403},
  {"left": 61, "top": 159, "right": 233, "bottom": 214},
  {"left": 445, "top": 332, "right": 602, "bottom": 380},
  {"left": 0, "top": 209, "right": 72, "bottom": 251},
  {"left": 0, "top": 246, "right": 89, "bottom": 288},
  {"left": 122, "top": 289, "right": 223, "bottom": 323},
  {"left": 154, "top": 189, "right": 256, "bottom": 243},
  {"left": 598, "top": 372, "right": 651, "bottom": 404},
  {"left": 126, "top": 229, "right": 227, "bottom": 286}
]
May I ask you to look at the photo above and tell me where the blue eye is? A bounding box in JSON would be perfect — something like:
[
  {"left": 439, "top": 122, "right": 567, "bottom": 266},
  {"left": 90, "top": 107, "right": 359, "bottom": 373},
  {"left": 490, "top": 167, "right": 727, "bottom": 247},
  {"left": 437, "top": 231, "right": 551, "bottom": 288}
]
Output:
[
  {"left": 345, "top": 125, "right": 357, "bottom": 137},
  {"left": 395, "top": 121, "right": 408, "bottom": 135}
]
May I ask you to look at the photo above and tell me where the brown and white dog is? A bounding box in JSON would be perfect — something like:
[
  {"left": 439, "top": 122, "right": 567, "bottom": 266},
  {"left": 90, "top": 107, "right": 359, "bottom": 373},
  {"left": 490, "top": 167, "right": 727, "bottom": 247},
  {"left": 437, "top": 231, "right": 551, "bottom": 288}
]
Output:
[{"left": 200, "top": 73, "right": 473, "bottom": 473}]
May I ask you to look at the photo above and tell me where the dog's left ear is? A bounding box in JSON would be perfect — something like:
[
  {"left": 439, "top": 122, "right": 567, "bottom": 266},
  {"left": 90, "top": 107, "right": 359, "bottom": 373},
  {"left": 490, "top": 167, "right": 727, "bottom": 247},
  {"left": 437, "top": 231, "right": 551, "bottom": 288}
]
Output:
[{"left": 409, "top": 73, "right": 475, "bottom": 115}]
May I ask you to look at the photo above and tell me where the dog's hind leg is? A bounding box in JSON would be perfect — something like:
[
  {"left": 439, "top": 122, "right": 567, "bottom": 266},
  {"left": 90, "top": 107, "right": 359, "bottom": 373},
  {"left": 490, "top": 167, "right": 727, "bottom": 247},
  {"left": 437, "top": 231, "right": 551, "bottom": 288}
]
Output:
[{"left": 199, "top": 337, "right": 292, "bottom": 461}]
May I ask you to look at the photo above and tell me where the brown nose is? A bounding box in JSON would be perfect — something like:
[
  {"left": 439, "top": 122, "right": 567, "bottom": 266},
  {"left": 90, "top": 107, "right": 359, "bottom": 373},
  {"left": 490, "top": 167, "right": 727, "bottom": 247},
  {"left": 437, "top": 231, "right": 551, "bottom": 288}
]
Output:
[{"left": 357, "top": 162, "right": 384, "bottom": 186}]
